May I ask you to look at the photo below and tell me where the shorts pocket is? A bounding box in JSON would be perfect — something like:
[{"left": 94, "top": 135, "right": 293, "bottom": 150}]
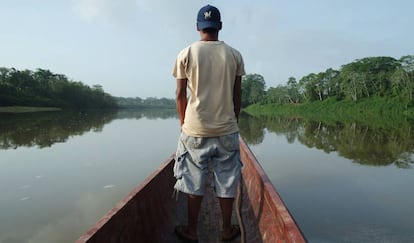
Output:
[
  {"left": 174, "top": 151, "right": 187, "bottom": 179},
  {"left": 174, "top": 134, "right": 188, "bottom": 179},
  {"left": 184, "top": 135, "right": 203, "bottom": 149},
  {"left": 218, "top": 133, "right": 239, "bottom": 152}
]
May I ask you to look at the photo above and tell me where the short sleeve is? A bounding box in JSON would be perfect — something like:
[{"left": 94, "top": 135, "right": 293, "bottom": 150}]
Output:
[
  {"left": 237, "top": 54, "right": 246, "bottom": 76},
  {"left": 172, "top": 47, "right": 189, "bottom": 79},
  {"left": 233, "top": 49, "right": 245, "bottom": 76}
]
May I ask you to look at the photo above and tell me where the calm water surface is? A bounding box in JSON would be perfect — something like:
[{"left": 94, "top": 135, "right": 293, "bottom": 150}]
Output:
[{"left": 0, "top": 110, "right": 413, "bottom": 242}]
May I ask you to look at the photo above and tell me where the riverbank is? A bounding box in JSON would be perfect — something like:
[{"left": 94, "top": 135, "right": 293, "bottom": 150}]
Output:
[
  {"left": 0, "top": 106, "right": 61, "bottom": 113},
  {"left": 244, "top": 97, "right": 414, "bottom": 126}
]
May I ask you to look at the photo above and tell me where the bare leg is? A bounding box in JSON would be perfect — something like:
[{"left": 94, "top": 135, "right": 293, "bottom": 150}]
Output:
[
  {"left": 218, "top": 197, "right": 234, "bottom": 232},
  {"left": 187, "top": 194, "right": 203, "bottom": 237}
]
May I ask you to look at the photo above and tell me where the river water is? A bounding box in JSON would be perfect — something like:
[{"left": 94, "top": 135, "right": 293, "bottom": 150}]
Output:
[{"left": 0, "top": 110, "right": 413, "bottom": 242}]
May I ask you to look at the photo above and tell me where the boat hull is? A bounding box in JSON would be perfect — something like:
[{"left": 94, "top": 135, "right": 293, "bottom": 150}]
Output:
[
  {"left": 237, "top": 138, "right": 306, "bottom": 242},
  {"left": 77, "top": 137, "right": 306, "bottom": 242}
]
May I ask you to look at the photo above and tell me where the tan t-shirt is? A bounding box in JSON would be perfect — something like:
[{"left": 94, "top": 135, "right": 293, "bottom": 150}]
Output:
[{"left": 172, "top": 41, "right": 245, "bottom": 137}]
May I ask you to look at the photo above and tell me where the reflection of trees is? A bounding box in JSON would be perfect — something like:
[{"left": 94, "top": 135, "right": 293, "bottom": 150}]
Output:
[
  {"left": 244, "top": 114, "right": 414, "bottom": 168},
  {"left": 394, "top": 152, "right": 414, "bottom": 169},
  {"left": 0, "top": 109, "right": 177, "bottom": 150},
  {"left": 0, "top": 110, "right": 117, "bottom": 149},
  {"left": 334, "top": 123, "right": 414, "bottom": 168},
  {"left": 297, "top": 120, "right": 341, "bottom": 153},
  {"left": 265, "top": 116, "right": 302, "bottom": 144},
  {"left": 239, "top": 112, "right": 265, "bottom": 145},
  {"left": 116, "top": 108, "right": 177, "bottom": 120}
]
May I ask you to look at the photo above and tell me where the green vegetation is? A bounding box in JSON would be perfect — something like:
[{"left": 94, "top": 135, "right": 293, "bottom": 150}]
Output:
[
  {"left": 3, "top": 54, "right": 412, "bottom": 115},
  {"left": 115, "top": 96, "right": 175, "bottom": 109},
  {"left": 239, "top": 114, "right": 414, "bottom": 168},
  {"left": 0, "top": 106, "right": 61, "bottom": 113},
  {"left": 0, "top": 110, "right": 118, "bottom": 149},
  {"left": 244, "top": 97, "right": 413, "bottom": 126},
  {"left": 241, "top": 73, "right": 266, "bottom": 107},
  {"left": 0, "top": 67, "right": 176, "bottom": 112},
  {"left": 0, "top": 67, "right": 118, "bottom": 109},
  {"left": 241, "top": 55, "right": 414, "bottom": 121},
  {"left": 0, "top": 109, "right": 176, "bottom": 150}
]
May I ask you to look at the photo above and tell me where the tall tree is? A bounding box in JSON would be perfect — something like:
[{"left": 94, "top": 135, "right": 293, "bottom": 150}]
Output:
[
  {"left": 299, "top": 73, "right": 319, "bottom": 102},
  {"left": 398, "top": 55, "right": 414, "bottom": 104},
  {"left": 286, "top": 77, "right": 301, "bottom": 103},
  {"left": 267, "top": 85, "right": 289, "bottom": 104},
  {"left": 321, "top": 68, "right": 340, "bottom": 99},
  {"left": 241, "top": 74, "right": 266, "bottom": 107},
  {"left": 340, "top": 57, "right": 401, "bottom": 101}
]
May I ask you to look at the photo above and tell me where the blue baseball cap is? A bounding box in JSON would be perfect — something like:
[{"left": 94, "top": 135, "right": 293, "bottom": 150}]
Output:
[{"left": 197, "top": 5, "right": 221, "bottom": 30}]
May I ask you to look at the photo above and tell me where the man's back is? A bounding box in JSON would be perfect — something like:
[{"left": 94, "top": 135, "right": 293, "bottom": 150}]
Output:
[{"left": 173, "top": 40, "right": 244, "bottom": 137}]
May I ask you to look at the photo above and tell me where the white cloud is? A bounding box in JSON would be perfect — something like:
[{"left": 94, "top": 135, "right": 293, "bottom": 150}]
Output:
[{"left": 72, "top": 0, "right": 138, "bottom": 26}]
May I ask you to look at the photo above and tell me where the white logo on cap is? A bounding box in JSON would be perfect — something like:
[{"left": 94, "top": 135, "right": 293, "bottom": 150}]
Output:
[{"left": 204, "top": 11, "right": 212, "bottom": 19}]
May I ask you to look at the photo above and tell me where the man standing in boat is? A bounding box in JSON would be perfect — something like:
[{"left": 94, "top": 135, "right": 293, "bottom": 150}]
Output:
[{"left": 172, "top": 4, "right": 245, "bottom": 242}]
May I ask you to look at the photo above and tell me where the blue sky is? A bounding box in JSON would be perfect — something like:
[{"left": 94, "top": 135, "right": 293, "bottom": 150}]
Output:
[{"left": 1, "top": 0, "right": 413, "bottom": 98}]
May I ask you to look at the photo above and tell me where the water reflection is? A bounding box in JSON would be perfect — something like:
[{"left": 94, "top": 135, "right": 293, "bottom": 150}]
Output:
[
  {"left": 238, "top": 113, "right": 265, "bottom": 145},
  {"left": 239, "top": 113, "right": 414, "bottom": 168},
  {"left": 116, "top": 108, "right": 177, "bottom": 120},
  {"left": 0, "top": 108, "right": 177, "bottom": 150},
  {"left": 1, "top": 109, "right": 413, "bottom": 242},
  {"left": 0, "top": 109, "right": 179, "bottom": 243},
  {"left": 2, "top": 109, "right": 413, "bottom": 168}
]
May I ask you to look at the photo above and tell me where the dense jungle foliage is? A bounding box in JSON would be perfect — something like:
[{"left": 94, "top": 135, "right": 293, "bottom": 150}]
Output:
[
  {"left": 2, "top": 55, "right": 412, "bottom": 113},
  {"left": 0, "top": 67, "right": 175, "bottom": 110},
  {"left": 0, "top": 68, "right": 118, "bottom": 109},
  {"left": 241, "top": 55, "right": 414, "bottom": 118}
]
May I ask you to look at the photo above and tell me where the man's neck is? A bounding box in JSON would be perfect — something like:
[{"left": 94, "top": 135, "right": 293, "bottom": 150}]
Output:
[{"left": 200, "top": 32, "right": 219, "bottom": 41}]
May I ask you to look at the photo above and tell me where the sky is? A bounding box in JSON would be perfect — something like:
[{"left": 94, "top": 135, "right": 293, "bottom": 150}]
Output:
[{"left": 1, "top": 0, "right": 413, "bottom": 99}]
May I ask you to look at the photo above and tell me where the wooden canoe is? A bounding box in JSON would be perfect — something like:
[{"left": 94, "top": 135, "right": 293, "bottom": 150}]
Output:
[{"left": 76, "top": 137, "right": 307, "bottom": 243}]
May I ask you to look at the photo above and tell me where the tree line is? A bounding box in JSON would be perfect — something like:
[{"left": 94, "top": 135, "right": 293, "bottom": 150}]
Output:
[
  {"left": 116, "top": 96, "right": 175, "bottom": 109},
  {"left": 0, "top": 67, "right": 118, "bottom": 109},
  {"left": 0, "top": 67, "right": 176, "bottom": 109},
  {"left": 241, "top": 55, "right": 414, "bottom": 108},
  {"left": 4, "top": 54, "right": 412, "bottom": 111}
]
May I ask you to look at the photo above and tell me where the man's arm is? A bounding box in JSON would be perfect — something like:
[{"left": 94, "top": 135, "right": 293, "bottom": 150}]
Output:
[
  {"left": 176, "top": 78, "right": 188, "bottom": 127},
  {"left": 233, "top": 76, "right": 242, "bottom": 122}
]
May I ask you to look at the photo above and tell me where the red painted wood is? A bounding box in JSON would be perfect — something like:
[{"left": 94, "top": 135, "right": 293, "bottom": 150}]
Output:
[{"left": 76, "top": 138, "right": 307, "bottom": 243}]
